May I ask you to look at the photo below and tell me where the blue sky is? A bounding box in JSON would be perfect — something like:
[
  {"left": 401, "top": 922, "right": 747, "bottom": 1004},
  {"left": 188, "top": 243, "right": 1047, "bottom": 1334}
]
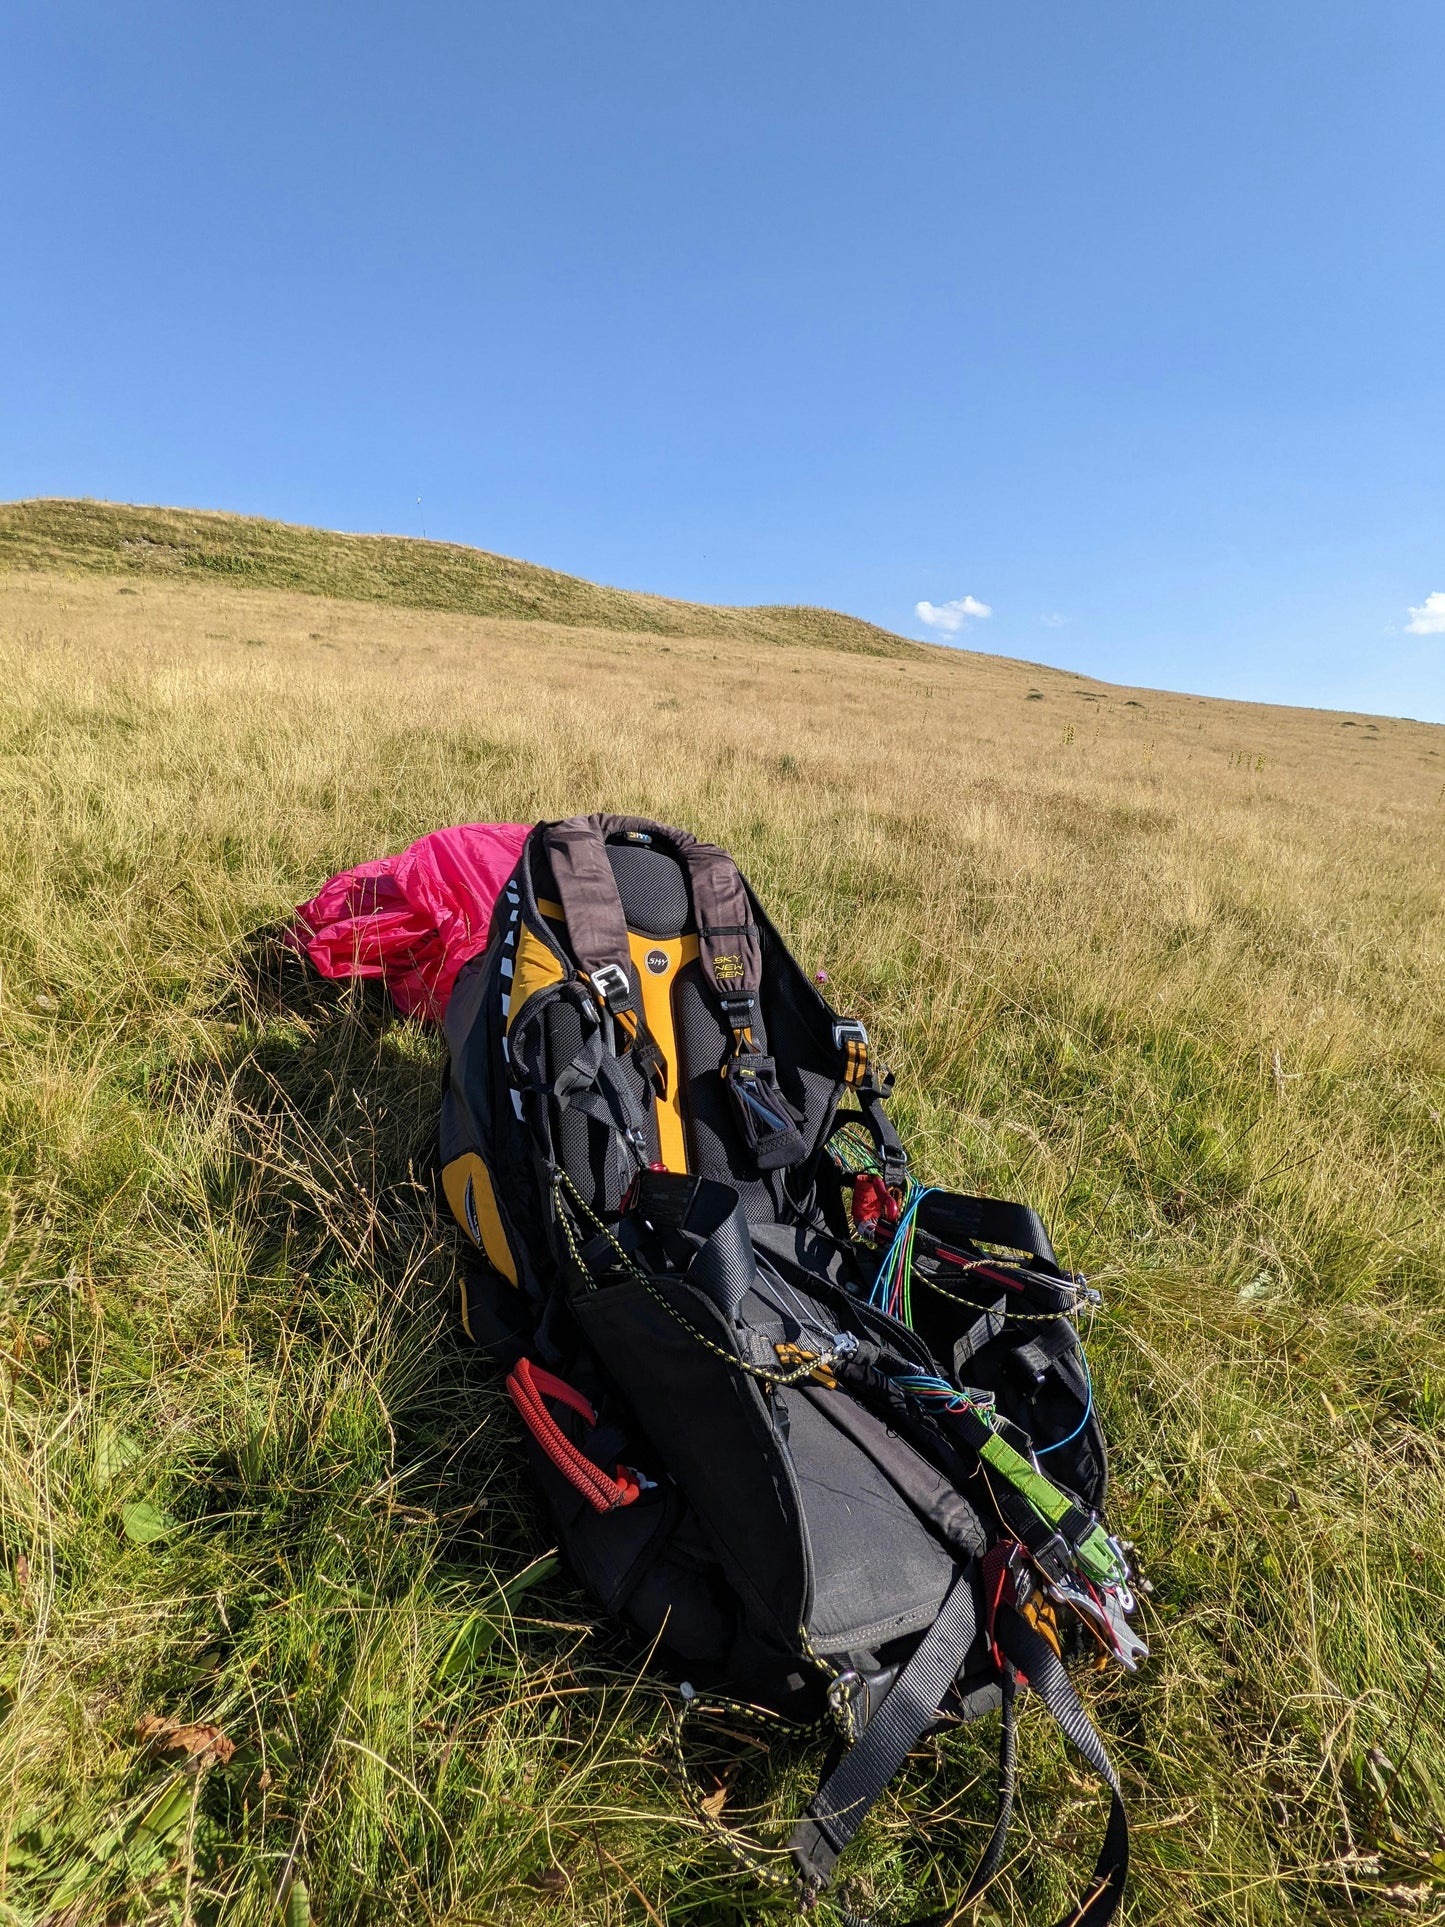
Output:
[{"left": 4, "top": 2, "right": 1443, "bottom": 718}]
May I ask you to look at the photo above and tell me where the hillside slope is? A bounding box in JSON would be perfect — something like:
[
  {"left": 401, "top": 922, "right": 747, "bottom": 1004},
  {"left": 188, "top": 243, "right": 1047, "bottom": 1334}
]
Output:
[
  {"left": 1, "top": 537, "right": 1444, "bottom": 1926},
  {"left": 0, "top": 496, "right": 920, "bottom": 657}
]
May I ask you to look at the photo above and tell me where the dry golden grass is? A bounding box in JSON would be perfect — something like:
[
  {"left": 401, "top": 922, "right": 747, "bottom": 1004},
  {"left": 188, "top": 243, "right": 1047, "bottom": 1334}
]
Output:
[{"left": 3, "top": 541, "right": 1445, "bottom": 1926}]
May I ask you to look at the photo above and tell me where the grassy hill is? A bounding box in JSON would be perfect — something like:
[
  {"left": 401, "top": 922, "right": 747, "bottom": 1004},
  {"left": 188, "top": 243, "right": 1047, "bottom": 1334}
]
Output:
[
  {"left": 0, "top": 498, "right": 918, "bottom": 657},
  {"left": 2, "top": 504, "right": 1444, "bottom": 1926}
]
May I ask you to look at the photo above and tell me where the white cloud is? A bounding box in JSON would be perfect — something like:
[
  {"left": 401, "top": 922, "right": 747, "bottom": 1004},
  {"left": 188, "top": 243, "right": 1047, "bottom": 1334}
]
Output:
[
  {"left": 1405, "top": 592, "right": 1445, "bottom": 636},
  {"left": 1039, "top": 612, "right": 1067, "bottom": 628},
  {"left": 915, "top": 594, "right": 992, "bottom": 635}
]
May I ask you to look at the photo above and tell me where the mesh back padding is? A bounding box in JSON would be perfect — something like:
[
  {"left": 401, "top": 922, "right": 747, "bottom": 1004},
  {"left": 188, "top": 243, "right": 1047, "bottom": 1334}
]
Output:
[
  {"left": 605, "top": 843, "right": 692, "bottom": 938},
  {"left": 781, "top": 1062, "right": 840, "bottom": 1165},
  {"left": 675, "top": 959, "right": 778, "bottom": 1216}
]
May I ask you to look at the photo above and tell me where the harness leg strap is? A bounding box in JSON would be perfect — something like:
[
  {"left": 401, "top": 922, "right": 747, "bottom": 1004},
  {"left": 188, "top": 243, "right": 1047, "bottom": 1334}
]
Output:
[
  {"left": 790, "top": 1601, "right": 1127, "bottom": 1927},
  {"left": 994, "top": 1604, "right": 1129, "bottom": 1927},
  {"left": 960, "top": 1669, "right": 1016, "bottom": 1905},
  {"left": 789, "top": 1568, "right": 980, "bottom": 1890}
]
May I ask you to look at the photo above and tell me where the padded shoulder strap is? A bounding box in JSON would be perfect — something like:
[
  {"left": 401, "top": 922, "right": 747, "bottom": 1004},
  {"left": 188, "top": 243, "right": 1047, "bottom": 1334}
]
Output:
[
  {"left": 684, "top": 843, "right": 761, "bottom": 1010},
  {"left": 541, "top": 815, "right": 807, "bottom": 1169},
  {"left": 544, "top": 813, "right": 758, "bottom": 999},
  {"left": 540, "top": 814, "right": 672, "bottom": 1094},
  {"left": 542, "top": 816, "right": 635, "bottom": 1001}
]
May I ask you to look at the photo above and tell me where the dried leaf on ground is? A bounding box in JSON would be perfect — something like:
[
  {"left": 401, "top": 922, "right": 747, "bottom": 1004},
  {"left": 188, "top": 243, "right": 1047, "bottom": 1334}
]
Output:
[{"left": 135, "top": 1715, "right": 235, "bottom": 1767}]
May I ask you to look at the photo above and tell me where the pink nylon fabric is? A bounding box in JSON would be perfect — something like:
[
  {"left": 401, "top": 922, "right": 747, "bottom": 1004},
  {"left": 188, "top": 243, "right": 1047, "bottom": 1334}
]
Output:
[{"left": 287, "top": 822, "right": 531, "bottom": 1020}]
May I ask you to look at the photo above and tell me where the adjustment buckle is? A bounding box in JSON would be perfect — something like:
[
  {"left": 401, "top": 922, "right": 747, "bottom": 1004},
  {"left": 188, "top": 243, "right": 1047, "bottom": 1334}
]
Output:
[
  {"left": 719, "top": 995, "right": 756, "bottom": 1051},
  {"left": 833, "top": 1018, "right": 877, "bottom": 1093},
  {"left": 588, "top": 963, "right": 632, "bottom": 1013},
  {"left": 880, "top": 1144, "right": 909, "bottom": 1188}
]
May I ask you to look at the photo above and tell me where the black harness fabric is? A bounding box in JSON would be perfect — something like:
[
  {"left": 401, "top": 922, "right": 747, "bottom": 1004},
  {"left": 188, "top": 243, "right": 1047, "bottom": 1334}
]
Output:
[
  {"left": 442, "top": 812, "right": 1136, "bottom": 1927},
  {"left": 798, "top": 1384, "right": 990, "bottom": 1564}
]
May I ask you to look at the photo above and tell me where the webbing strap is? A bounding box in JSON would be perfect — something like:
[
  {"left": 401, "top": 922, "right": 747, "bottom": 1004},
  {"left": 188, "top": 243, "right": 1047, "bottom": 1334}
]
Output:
[
  {"left": 789, "top": 1569, "right": 980, "bottom": 1889},
  {"left": 918, "top": 1191, "right": 1060, "bottom": 1271},
  {"left": 994, "top": 1605, "right": 1129, "bottom": 1927},
  {"left": 856, "top": 1086, "right": 908, "bottom": 1187},
  {"left": 951, "top": 1297, "right": 1008, "bottom": 1370},
  {"left": 960, "top": 1670, "right": 1016, "bottom": 1905},
  {"left": 790, "top": 1602, "right": 1126, "bottom": 1927},
  {"left": 551, "top": 1024, "right": 650, "bottom": 1148}
]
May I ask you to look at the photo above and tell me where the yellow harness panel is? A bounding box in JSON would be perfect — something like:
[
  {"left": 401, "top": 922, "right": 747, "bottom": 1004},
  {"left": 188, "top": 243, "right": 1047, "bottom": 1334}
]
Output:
[
  {"left": 628, "top": 931, "right": 699, "bottom": 1173},
  {"left": 506, "top": 924, "right": 565, "bottom": 1033},
  {"left": 441, "top": 1152, "right": 519, "bottom": 1290}
]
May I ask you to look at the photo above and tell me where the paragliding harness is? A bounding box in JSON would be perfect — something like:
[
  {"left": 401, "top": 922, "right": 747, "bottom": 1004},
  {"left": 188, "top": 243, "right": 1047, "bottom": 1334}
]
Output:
[{"left": 439, "top": 814, "right": 1145, "bottom": 1924}]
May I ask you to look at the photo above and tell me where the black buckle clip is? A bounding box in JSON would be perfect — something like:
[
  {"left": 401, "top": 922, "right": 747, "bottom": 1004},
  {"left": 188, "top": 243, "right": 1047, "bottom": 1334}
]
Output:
[
  {"left": 832, "top": 1019, "right": 867, "bottom": 1052},
  {"left": 588, "top": 963, "right": 632, "bottom": 1013},
  {"left": 881, "top": 1144, "right": 909, "bottom": 1188},
  {"left": 719, "top": 994, "right": 756, "bottom": 1031}
]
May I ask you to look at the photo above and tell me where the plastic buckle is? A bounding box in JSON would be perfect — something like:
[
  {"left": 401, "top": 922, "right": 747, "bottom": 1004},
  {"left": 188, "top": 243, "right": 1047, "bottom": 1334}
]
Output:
[
  {"left": 588, "top": 963, "right": 632, "bottom": 1012},
  {"left": 832, "top": 1019, "right": 868, "bottom": 1052}
]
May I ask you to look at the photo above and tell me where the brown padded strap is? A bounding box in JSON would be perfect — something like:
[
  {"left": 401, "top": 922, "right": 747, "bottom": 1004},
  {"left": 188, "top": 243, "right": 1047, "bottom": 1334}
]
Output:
[
  {"left": 541, "top": 814, "right": 760, "bottom": 1007},
  {"left": 543, "top": 817, "right": 637, "bottom": 993},
  {"left": 689, "top": 846, "right": 761, "bottom": 1007}
]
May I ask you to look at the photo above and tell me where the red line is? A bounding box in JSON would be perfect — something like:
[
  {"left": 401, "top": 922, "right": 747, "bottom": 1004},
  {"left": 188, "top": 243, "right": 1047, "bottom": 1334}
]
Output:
[
  {"left": 934, "top": 1249, "right": 1027, "bottom": 1292},
  {"left": 506, "top": 1360, "right": 637, "bottom": 1513}
]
